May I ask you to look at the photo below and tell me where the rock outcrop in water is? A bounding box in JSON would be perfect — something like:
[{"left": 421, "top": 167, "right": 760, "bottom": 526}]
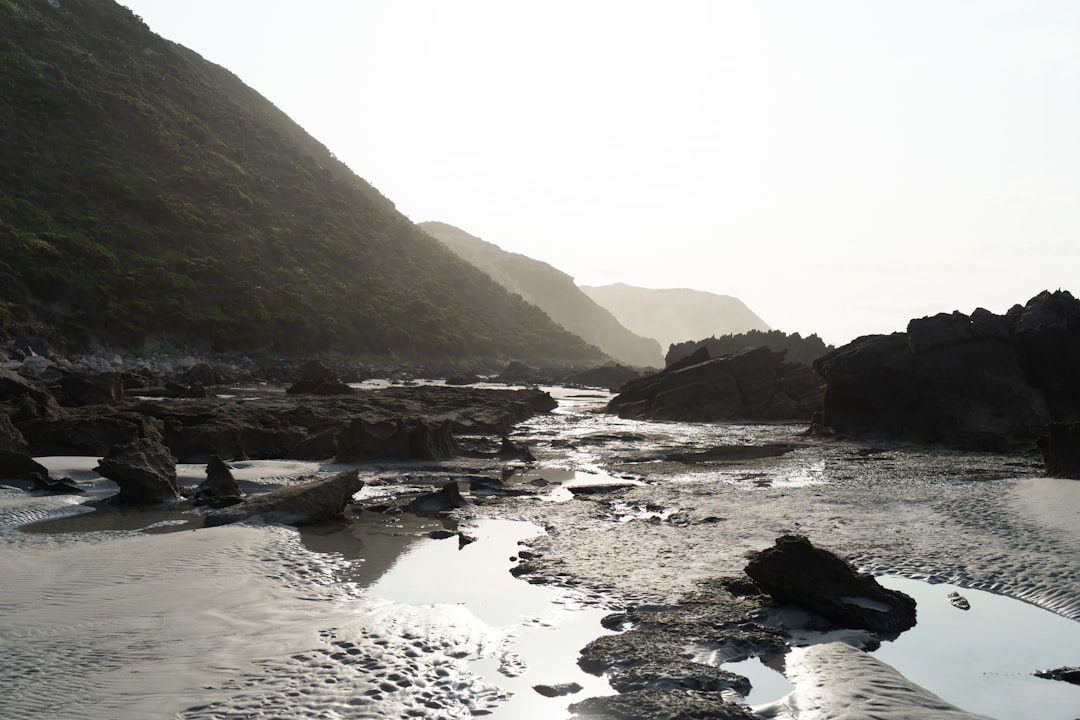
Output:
[
  {"left": 605, "top": 345, "right": 823, "bottom": 422},
  {"left": 745, "top": 534, "right": 917, "bottom": 634},
  {"left": 813, "top": 290, "right": 1080, "bottom": 450},
  {"left": 1038, "top": 422, "right": 1080, "bottom": 479},
  {"left": 203, "top": 468, "right": 363, "bottom": 527},
  {"left": 191, "top": 455, "right": 243, "bottom": 508},
  {"left": 95, "top": 438, "right": 181, "bottom": 505}
]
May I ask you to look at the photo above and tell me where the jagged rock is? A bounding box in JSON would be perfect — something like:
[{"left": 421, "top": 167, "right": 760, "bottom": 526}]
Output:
[
  {"left": 0, "top": 366, "right": 62, "bottom": 422},
  {"left": 53, "top": 372, "right": 123, "bottom": 406},
  {"left": 1038, "top": 422, "right": 1080, "bottom": 478},
  {"left": 95, "top": 438, "right": 180, "bottom": 504},
  {"left": 0, "top": 450, "right": 49, "bottom": 481},
  {"left": 814, "top": 290, "right": 1080, "bottom": 450},
  {"left": 29, "top": 471, "right": 83, "bottom": 494},
  {"left": 0, "top": 412, "right": 27, "bottom": 452},
  {"left": 20, "top": 408, "right": 164, "bottom": 456},
  {"left": 533, "top": 683, "right": 582, "bottom": 697},
  {"left": 203, "top": 468, "right": 363, "bottom": 527},
  {"left": 335, "top": 417, "right": 459, "bottom": 461},
  {"left": 497, "top": 436, "right": 535, "bottom": 461},
  {"left": 192, "top": 455, "right": 243, "bottom": 507},
  {"left": 1034, "top": 666, "right": 1080, "bottom": 685},
  {"left": 607, "top": 346, "right": 823, "bottom": 422},
  {"left": 408, "top": 482, "right": 467, "bottom": 513},
  {"left": 744, "top": 534, "right": 917, "bottom": 634}
]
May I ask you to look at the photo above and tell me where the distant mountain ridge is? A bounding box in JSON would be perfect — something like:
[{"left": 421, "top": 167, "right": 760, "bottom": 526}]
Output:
[
  {"left": 0, "top": 0, "right": 605, "bottom": 366},
  {"left": 420, "top": 222, "right": 663, "bottom": 368},
  {"left": 581, "top": 284, "right": 771, "bottom": 352}
]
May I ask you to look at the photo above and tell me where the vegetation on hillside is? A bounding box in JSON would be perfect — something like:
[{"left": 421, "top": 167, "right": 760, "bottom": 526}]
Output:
[
  {"left": 0, "top": 0, "right": 606, "bottom": 365},
  {"left": 667, "top": 330, "right": 832, "bottom": 367}
]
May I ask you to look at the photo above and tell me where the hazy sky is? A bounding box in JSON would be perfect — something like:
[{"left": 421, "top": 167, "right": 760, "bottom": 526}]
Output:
[{"left": 120, "top": 0, "right": 1079, "bottom": 346}]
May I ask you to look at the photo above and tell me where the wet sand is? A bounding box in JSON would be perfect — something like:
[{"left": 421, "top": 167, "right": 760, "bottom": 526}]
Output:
[{"left": 0, "top": 387, "right": 1077, "bottom": 719}]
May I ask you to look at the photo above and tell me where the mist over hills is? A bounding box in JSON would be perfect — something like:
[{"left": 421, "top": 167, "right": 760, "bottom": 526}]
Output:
[
  {"left": 581, "top": 284, "right": 771, "bottom": 353},
  {"left": 0, "top": 0, "right": 606, "bottom": 366},
  {"left": 419, "top": 222, "right": 664, "bottom": 368}
]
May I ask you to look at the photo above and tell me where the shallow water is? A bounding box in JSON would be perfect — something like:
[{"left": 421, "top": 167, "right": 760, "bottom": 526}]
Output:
[
  {"left": 1, "top": 385, "right": 1077, "bottom": 719},
  {"left": 732, "top": 576, "right": 1080, "bottom": 719}
]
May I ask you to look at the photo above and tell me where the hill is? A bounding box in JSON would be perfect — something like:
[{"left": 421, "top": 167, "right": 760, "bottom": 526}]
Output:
[
  {"left": 0, "top": 0, "right": 606, "bottom": 366},
  {"left": 580, "top": 283, "right": 771, "bottom": 352},
  {"left": 419, "top": 222, "right": 664, "bottom": 368}
]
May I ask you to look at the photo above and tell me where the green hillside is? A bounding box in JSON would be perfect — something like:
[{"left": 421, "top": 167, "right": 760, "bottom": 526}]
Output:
[{"left": 0, "top": 0, "right": 606, "bottom": 365}]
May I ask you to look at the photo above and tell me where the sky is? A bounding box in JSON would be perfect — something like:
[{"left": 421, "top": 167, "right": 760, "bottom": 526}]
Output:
[{"left": 119, "top": 0, "right": 1080, "bottom": 346}]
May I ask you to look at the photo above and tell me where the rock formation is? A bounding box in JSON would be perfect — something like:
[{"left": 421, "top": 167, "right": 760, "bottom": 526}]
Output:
[
  {"left": 813, "top": 290, "right": 1080, "bottom": 450},
  {"left": 335, "top": 417, "right": 459, "bottom": 461},
  {"left": 203, "top": 468, "right": 362, "bottom": 527},
  {"left": 1038, "top": 422, "right": 1080, "bottom": 479},
  {"left": 744, "top": 534, "right": 917, "bottom": 634},
  {"left": 95, "top": 438, "right": 181, "bottom": 504},
  {"left": 606, "top": 345, "right": 822, "bottom": 422},
  {"left": 192, "top": 455, "right": 243, "bottom": 507}
]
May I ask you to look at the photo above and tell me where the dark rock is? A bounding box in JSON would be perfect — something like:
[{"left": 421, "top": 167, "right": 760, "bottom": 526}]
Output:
[
  {"left": 533, "top": 683, "right": 582, "bottom": 698},
  {"left": 0, "top": 366, "right": 62, "bottom": 422},
  {"left": 95, "top": 438, "right": 180, "bottom": 504},
  {"left": 445, "top": 373, "right": 481, "bottom": 386},
  {"left": 607, "top": 346, "right": 823, "bottom": 422},
  {"left": 814, "top": 290, "right": 1080, "bottom": 450},
  {"left": 335, "top": 417, "right": 459, "bottom": 461},
  {"left": 0, "top": 413, "right": 28, "bottom": 453},
  {"left": 286, "top": 379, "right": 355, "bottom": 395},
  {"left": 0, "top": 450, "right": 49, "bottom": 481},
  {"left": 664, "top": 444, "right": 797, "bottom": 463},
  {"left": 744, "top": 534, "right": 917, "bottom": 634},
  {"left": 569, "top": 688, "right": 756, "bottom": 719},
  {"left": 30, "top": 471, "right": 83, "bottom": 494},
  {"left": 54, "top": 372, "right": 124, "bottom": 406},
  {"left": 21, "top": 408, "right": 164, "bottom": 456},
  {"left": 947, "top": 591, "right": 971, "bottom": 610},
  {"left": 204, "top": 468, "right": 363, "bottom": 527},
  {"left": 408, "top": 482, "right": 467, "bottom": 513},
  {"left": 192, "top": 455, "right": 243, "bottom": 507},
  {"left": 1034, "top": 666, "right": 1080, "bottom": 685},
  {"left": 1038, "top": 422, "right": 1080, "bottom": 478},
  {"left": 497, "top": 436, "right": 535, "bottom": 461}
]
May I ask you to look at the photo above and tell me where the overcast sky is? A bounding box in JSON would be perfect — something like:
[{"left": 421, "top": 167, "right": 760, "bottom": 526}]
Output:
[{"left": 120, "top": 0, "right": 1079, "bottom": 346}]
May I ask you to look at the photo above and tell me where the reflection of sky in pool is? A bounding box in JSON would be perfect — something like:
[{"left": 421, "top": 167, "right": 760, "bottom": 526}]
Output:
[
  {"left": 733, "top": 576, "right": 1080, "bottom": 719},
  {"left": 874, "top": 576, "right": 1080, "bottom": 720},
  {"left": 365, "top": 518, "right": 616, "bottom": 719}
]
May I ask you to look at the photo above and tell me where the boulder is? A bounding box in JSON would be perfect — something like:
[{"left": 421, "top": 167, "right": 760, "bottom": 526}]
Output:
[
  {"left": 335, "top": 417, "right": 459, "bottom": 461},
  {"left": 203, "top": 468, "right": 363, "bottom": 527},
  {"left": 192, "top": 455, "right": 243, "bottom": 507},
  {"left": 1038, "top": 422, "right": 1080, "bottom": 478},
  {"left": 95, "top": 438, "right": 180, "bottom": 504},
  {"left": 0, "top": 366, "right": 62, "bottom": 422},
  {"left": 408, "top": 481, "right": 467, "bottom": 513},
  {"left": 53, "top": 372, "right": 123, "bottom": 406},
  {"left": 29, "top": 471, "right": 83, "bottom": 494},
  {"left": 744, "top": 534, "right": 917, "bottom": 634},
  {"left": 0, "top": 450, "right": 49, "bottom": 481},
  {"left": 607, "top": 346, "right": 823, "bottom": 422}
]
